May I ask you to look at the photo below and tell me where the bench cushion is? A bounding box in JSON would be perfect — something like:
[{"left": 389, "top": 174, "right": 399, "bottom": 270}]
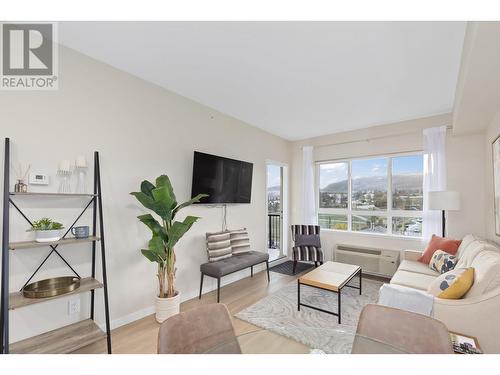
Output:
[{"left": 200, "top": 251, "right": 269, "bottom": 278}]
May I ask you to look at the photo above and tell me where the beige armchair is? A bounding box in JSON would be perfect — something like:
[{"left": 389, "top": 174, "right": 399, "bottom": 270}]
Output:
[{"left": 158, "top": 303, "right": 241, "bottom": 354}]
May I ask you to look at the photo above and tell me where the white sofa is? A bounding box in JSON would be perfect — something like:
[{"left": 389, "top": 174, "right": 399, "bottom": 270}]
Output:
[{"left": 390, "top": 234, "right": 500, "bottom": 353}]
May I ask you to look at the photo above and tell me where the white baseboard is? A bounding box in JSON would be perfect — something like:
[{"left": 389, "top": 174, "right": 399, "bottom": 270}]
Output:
[{"left": 99, "top": 264, "right": 268, "bottom": 332}]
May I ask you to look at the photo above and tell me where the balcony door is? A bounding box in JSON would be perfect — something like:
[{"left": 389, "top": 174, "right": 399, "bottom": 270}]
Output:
[{"left": 266, "top": 163, "right": 288, "bottom": 262}]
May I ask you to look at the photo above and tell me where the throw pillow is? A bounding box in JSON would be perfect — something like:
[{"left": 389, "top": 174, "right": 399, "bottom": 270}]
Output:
[
  {"left": 427, "top": 268, "right": 474, "bottom": 299},
  {"left": 429, "top": 249, "right": 458, "bottom": 274},
  {"left": 418, "top": 235, "right": 462, "bottom": 264},
  {"left": 206, "top": 231, "right": 232, "bottom": 262},
  {"left": 229, "top": 228, "right": 251, "bottom": 254},
  {"left": 295, "top": 234, "right": 321, "bottom": 248}
]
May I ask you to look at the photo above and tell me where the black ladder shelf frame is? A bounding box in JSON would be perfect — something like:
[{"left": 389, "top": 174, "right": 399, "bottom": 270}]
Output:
[{"left": 0, "top": 137, "right": 112, "bottom": 354}]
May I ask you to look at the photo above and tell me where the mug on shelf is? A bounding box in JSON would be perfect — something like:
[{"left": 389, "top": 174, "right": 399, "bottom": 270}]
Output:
[{"left": 71, "top": 226, "right": 90, "bottom": 239}]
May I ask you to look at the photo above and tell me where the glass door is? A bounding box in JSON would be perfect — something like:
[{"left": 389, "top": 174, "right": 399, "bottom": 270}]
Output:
[{"left": 266, "top": 164, "right": 286, "bottom": 262}]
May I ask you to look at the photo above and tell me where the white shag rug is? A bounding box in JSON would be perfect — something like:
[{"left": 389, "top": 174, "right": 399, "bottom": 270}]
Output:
[{"left": 235, "top": 279, "right": 383, "bottom": 353}]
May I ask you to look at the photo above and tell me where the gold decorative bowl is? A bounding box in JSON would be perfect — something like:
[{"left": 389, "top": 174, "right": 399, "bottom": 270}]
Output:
[{"left": 22, "top": 276, "right": 81, "bottom": 298}]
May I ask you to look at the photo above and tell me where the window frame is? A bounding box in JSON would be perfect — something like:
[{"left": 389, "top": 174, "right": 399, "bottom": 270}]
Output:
[{"left": 316, "top": 151, "right": 423, "bottom": 238}]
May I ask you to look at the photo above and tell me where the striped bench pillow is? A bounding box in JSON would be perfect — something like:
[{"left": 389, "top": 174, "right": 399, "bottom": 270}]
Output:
[
  {"left": 206, "top": 231, "right": 232, "bottom": 262},
  {"left": 229, "top": 228, "right": 251, "bottom": 255}
]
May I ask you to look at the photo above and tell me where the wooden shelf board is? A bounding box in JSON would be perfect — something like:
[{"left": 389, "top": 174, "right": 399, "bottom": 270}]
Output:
[
  {"left": 9, "top": 236, "right": 100, "bottom": 250},
  {"left": 10, "top": 192, "right": 97, "bottom": 197},
  {"left": 10, "top": 319, "right": 106, "bottom": 354},
  {"left": 9, "top": 277, "right": 103, "bottom": 310}
]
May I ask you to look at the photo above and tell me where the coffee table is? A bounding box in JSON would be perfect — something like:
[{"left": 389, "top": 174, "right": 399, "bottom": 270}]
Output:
[{"left": 297, "top": 261, "right": 362, "bottom": 323}]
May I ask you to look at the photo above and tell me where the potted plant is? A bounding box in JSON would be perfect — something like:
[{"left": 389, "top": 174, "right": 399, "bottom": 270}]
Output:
[
  {"left": 131, "top": 175, "right": 207, "bottom": 323},
  {"left": 28, "top": 217, "right": 64, "bottom": 243}
]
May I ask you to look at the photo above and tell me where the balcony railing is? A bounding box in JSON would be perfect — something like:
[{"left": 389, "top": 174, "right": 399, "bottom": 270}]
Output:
[{"left": 268, "top": 213, "right": 281, "bottom": 249}]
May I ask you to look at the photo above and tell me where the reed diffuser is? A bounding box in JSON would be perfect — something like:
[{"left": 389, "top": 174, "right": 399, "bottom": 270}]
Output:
[{"left": 14, "top": 163, "right": 30, "bottom": 193}]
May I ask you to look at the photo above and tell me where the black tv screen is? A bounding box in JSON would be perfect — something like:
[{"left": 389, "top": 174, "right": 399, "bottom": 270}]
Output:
[{"left": 191, "top": 152, "right": 253, "bottom": 204}]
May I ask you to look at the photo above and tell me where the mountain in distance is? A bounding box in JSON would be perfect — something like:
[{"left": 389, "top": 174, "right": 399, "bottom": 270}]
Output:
[
  {"left": 267, "top": 185, "right": 281, "bottom": 198},
  {"left": 321, "top": 174, "right": 422, "bottom": 193}
]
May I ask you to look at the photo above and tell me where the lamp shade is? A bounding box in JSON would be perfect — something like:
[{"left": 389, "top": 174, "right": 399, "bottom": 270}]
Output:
[{"left": 428, "top": 191, "right": 461, "bottom": 211}]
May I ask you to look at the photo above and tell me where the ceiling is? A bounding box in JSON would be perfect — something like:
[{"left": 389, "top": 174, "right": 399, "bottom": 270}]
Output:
[{"left": 60, "top": 22, "right": 467, "bottom": 141}]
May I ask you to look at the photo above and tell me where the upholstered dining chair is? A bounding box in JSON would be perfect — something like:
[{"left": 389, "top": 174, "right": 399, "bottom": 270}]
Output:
[
  {"left": 290, "top": 224, "right": 324, "bottom": 274},
  {"left": 157, "top": 303, "right": 241, "bottom": 354}
]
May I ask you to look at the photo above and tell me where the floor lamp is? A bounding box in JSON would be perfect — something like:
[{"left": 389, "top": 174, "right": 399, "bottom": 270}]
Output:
[{"left": 428, "top": 191, "right": 461, "bottom": 237}]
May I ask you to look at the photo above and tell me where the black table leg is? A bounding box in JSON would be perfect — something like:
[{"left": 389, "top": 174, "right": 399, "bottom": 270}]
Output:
[
  {"left": 338, "top": 290, "right": 341, "bottom": 324},
  {"left": 359, "top": 269, "right": 362, "bottom": 295},
  {"left": 297, "top": 280, "right": 301, "bottom": 311}
]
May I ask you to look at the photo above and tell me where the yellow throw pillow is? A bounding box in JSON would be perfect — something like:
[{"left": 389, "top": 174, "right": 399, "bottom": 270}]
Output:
[{"left": 427, "top": 268, "right": 474, "bottom": 299}]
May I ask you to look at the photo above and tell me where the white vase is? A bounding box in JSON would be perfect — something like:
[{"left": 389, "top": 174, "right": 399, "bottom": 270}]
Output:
[
  {"left": 155, "top": 292, "right": 181, "bottom": 323},
  {"left": 34, "top": 229, "right": 62, "bottom": 243}
]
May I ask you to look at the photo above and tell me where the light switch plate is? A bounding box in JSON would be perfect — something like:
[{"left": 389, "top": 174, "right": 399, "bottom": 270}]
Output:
[
  {"left": 29, "top": 173, "right": 49, "bottom": 185},
  {"left": 68, "top": 299, "right": 80, "bottom": 315}
]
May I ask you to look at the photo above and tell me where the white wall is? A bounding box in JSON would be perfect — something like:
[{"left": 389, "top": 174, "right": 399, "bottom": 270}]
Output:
[
  {"left": 0, "top": 46, "right": 291, "bottom": 342},
  {"left": 485, "top": 110, "right": 500, "bottom": 241},
  {"left": 289, "top": 114, "right": 486, "bottom": 259}
]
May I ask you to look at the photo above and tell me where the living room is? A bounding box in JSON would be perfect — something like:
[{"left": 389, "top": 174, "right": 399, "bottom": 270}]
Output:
[{"left": 1, "top": 1, "right": 500, "bottom": 372}]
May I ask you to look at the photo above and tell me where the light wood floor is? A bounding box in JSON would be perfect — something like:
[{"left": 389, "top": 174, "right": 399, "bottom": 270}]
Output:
[
  {"left": 78, "top": 268, "right": 388, "bottom": 354},
  {"left": 78, "top": 268, "right": 309, "bottom": 354}
]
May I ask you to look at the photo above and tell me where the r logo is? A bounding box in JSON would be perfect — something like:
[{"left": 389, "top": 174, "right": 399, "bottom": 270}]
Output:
[{"left": 2, "top": 23, "right": 53, "bottom": 76}]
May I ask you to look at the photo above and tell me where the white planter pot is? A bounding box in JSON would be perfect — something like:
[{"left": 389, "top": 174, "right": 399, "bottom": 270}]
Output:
[
  {"left": 155, "top": 292, "right": 181, "bottom": 323},
  {"left": 34, "top": 229, "right": 62, "bottom": 243}
]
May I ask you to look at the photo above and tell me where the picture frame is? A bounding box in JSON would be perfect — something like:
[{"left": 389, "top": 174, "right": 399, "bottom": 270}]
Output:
[{"left": 492, "top": 135, "right": 500, "bottom": 236}]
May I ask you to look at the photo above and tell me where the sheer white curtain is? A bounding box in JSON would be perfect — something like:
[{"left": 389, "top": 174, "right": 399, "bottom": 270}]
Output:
[
  {"left": 422, "top": 126, "right": 447, "bottom": 240},
  {"left": 302, "top": 146, "right": 318, "bottom": 225}
]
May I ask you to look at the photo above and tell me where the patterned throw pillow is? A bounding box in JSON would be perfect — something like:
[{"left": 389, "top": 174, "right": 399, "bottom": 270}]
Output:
[
  {"left": 427, "top": 268, "right": 475, "bottom": 299},
  {"left": 429, "top": 249, "right": 457, "bottom": 274},
  {"left": 206, "top": 231, "right": 232, "bottom": 262},
  {"left": 229, "top": 228, "right": 251, "bottom": 254}
]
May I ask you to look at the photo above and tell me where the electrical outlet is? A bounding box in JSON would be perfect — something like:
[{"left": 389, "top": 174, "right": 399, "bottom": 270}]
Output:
[{"left": 68, "top": 299, "right": 80, "bottom": 315}]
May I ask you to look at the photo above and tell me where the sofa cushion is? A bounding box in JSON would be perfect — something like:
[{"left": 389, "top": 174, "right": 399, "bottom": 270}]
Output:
[
  {"left": 200, "top": 251, "right": 269, "bottom": 278},
  {"left": 429, "top": 250, "right": 457, "bottom": 274},
  {"left": 465, "top": 250, "right": 500, "bottom": 297},
  {"left": 456, "top": 234, "right": 481, "bottom": 259},
  {"left": 398, "top": 260, "right": 440, "bottom": 277},
  {"left": 455, "top": 239, "right": 498, "bottom": 269},
  {"left": 418, "top": 235, "right": 461, "bottom": 264},
  {"left": 427, "top": 268, "right": 474, "bottom": 299},
  {"left": 390, "top": 270, "right": 437, "bottom": 291}
]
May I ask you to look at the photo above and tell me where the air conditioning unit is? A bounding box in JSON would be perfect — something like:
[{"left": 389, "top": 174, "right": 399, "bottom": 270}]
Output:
[{"left": 335, "top": 243, "right": 400, "bottom": 278}]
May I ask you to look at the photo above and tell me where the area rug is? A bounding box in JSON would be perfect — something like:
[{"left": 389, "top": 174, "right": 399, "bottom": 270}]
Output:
[
  {"left": 269, "top": 260, "right": 314, "bottom": 275},
  {"left": 235, "top": 279, "right": 383, "bottom": 353}
]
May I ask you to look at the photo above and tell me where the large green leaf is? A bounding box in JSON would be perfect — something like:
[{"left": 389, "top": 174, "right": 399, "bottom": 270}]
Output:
[
  {"left": 131, "top": 191, "right": 171, "bottom": 221},
  {"left": 137, "top": 214, "right": 167, "bottom": 241},
  {"left": 156, "top": 175, "right": 177, "bottom": 208},
  {"left": 151, "top": 186, "right": 175, "bottom": 220},
  {"left": 140, "top": 180, "right": 156, "bottom": 198},
  {"left": 141, "top": 249, "right": 163, "bottom": 263},
  {"left": 167, "top": 216, "right": 200, "bottom": 248},
  {"left": 172, "top": 194, "right": 209, "bottom": 218}
]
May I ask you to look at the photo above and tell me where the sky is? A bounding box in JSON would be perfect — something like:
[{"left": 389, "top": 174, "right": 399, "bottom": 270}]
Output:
[
  {"left": 267, "top": 164, "right": 281, "bottom": 187},
  {"left": 320, "top": 155, "right": 423, "bottom": 188}
]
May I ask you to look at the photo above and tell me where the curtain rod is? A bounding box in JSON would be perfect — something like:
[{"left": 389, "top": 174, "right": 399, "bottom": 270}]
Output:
[{"left": 303, "top": 125, "right": 452, "bottom": 149}]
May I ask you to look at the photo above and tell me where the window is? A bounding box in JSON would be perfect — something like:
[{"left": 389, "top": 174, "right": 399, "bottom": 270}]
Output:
[{"left": 317, "top": 153, "right": 423, "bottom": 237}]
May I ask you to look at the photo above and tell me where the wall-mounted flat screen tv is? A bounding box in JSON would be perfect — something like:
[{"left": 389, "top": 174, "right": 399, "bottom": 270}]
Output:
[{"left": 191, "top": 151, "right": 253, "bottom": 204}]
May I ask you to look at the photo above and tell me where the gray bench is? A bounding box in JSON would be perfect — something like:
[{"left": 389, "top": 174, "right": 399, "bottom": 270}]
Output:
[{"left": 199, "top": 251, "right": 270, "bottom": 302}]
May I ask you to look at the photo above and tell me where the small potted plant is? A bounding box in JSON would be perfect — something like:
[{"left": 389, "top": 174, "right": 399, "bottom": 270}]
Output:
[
  {"left": 131, "top": 175, "right": 207, "bottom": 323},
  {"left": 28, "top": 218, "right": 65, "bottom": 243}
]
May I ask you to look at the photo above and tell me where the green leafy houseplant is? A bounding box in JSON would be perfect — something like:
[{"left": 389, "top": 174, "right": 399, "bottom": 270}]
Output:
[
  {"left": 27, "top": 218, "right": 64, "bottom": 231},
  {"left": 131, "top": 175, "right": 207, "bottom": 298}
]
